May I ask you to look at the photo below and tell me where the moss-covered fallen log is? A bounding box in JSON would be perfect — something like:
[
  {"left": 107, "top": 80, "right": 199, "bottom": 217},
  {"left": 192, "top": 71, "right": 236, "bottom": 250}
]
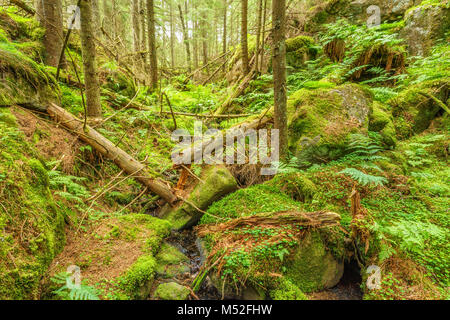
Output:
[
  {"left": 46, "top": 103, "right": 178, "bottom": 205},
  {"left": 196, "top": 210, "right": 341, "bottom": 237}
]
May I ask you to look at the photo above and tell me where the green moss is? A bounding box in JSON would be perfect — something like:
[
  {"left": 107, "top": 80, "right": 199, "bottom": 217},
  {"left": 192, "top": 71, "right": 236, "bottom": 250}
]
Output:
[
  {"left": 153, "top": 282, "right": 190, "bottom": 300},
  {"left": 287, "top": 84, "right": 372, "bottom": 164},
  {"left": 369, "top": 102, "right": 397, "bottom": 147},
  {"left": 155, "top": 243, "right": 190, "bottom": 278},
  {"left": 119, "top": 255, "right": 157, "bottom": 300},
  {"left": 270, "top": 278, "right": 308, "bottom": 300},
  {"left": 163, "top": 166, "right": 238, "bottom": 229},
  {"left": 201, "top": 183, "right": 302, "bottom": 224},
  {"left": 0, "top": 109, "right": 66, "bottom": 299},
  {"left": 391, "top": 80, "right": 447, "bottom": 139},
  {"left": 266, "top": 173, "right": 317, "bottom": 202},
  {"left": 284, "top": 231, "right": 344, "bottom": 293}
]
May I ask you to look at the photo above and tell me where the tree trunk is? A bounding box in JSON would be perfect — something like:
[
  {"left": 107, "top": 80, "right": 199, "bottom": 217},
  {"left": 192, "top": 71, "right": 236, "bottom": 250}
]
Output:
[
  {"left": 132, "top": 0, "right": 141, "bottom": 55},
  {"left": 91, "top": 0, "right": 101, "bottom": 38},
  {"left": 201, "top": 9, "right": 208, "bottom": 69},
  {"left": 255, "top": 0, "right": 263, "bottom": 73},
  {"left": 272, "top": 0, "right": 288, "bottom": 159},
  {"left": 146, "top": 0, "right": 158, "bottom": 90},
  {"left": 260, "top": 0, "right": 267, "bottom": 72},
  {"left": 240, "top": 0, "right": 249, "bottom": 74},
  {"left": 46, "top": 103, "right": 178, "bottom": 205},
  {"left": 79, "top": 0, "right": 102, "bottom": 119},
  {"left": 140, "top": 0, "right": 148, "bottom": 72},
  {"left": 35, "top": 0, "right": 65, "bottom": 68},
  {"left": 222, "top": 0, "right": 227, "bottom": 72},
  {"left": 169, "top": 0, "right": 175, "bottom": 69},
  {"left": 178, "top": 4, "right": 191, "bottom": 72}
]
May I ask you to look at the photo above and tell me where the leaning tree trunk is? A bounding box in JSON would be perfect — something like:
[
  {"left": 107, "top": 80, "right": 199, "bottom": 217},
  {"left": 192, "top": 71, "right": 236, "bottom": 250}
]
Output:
[
  {"left": 240, "top": 0, "right": 249, "bottom": 74},
  {"left": 272, "top": 0, "right": 288, "bottom": 159},
  {"left": 146, "top": 0, "right": 158, "bottom": 90},
  {"left": 35, "top": 0, "right": 65, "bottom": 68},
  {"left": 46, "top": 103, "right": 178, "bottom": 205},
  {"left": 79, "top": 0, "right": 102, "bottom": 119}
]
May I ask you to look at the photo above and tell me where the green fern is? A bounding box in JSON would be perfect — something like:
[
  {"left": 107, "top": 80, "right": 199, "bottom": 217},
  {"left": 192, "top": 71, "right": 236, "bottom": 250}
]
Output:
[
  {"left": 51, "top": 272, "right": 100, "bottom": 301},
  {"left": 339, "top": 168, "right": 388, "bottom": 187}
]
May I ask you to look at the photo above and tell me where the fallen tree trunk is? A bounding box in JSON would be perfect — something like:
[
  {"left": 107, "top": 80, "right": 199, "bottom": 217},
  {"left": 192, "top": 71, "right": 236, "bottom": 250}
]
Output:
[
  {"left": 46, "top": 103, "right": 178, "bottom": 205},
  {"left": 9, "top": 0, "right": 35, "bottom": 15},
  {"left": 184, "top": 106, "right": 273, "bottom": 164},
  {"left": 213, "top": 69, "right": 257, "bottom": 116},
  {"left": 196, "top": 210, "right": 341, "bottom": 237}
]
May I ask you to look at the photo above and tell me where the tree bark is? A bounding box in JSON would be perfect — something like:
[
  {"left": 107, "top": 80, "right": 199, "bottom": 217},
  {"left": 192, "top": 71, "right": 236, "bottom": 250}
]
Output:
[
  {"left": 255, "top": 0, "right": 263, "bottom": 73},
  {"left": 240, "top": 0, "right": 249, "bottom": 74},
  {"left": 201, "top": 9, "right": 208, "bottom": 69},
  {"left": 169, "top": 0, "right": 175, "bottom": 69},
  {"left": 146, "top": 0, "right": 158, "bottom": 90},
  {"left": 178, "top": 4, "right": 191, "bottom": 72},
  {"left": 272, "top": 0, "right": 288, "bottom": 159},
  {"left": 46, "top": 103, "right": 178, "bottom": 205},
  {"left": 35, "top": 0, "right": 65, "bottom": 68},
  {"left": 79, "top": 0, "right": 102, "bottom": 119},
  {"left": 222, "top": 0, "right": 227, "bottom": 72},
  {"left": 132, "top": 0, "right": 141, "bottom": 55}
]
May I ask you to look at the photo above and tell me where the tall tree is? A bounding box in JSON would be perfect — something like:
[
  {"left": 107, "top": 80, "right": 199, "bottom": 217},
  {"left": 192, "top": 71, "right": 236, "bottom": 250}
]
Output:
[
  {"left": 240, "top": 0, "right": 249, "bottom": 74},
  {"left": 272, "top": 0, "right": 288, "bottom": 159},
  {"left": 146, "top": 0, "right": 158, "bottom": 89},
  {"left": 169, "top": 0, "right": 175, "bottom": 69},
  {"left": 35, "top": 0, "right": 65, "bottom": 68},
  {"left": 201, "top": 8, "right": 208, "bottom": 68},
  {"left": 255, "top": 0, "right": 263, "bottom": 73},
  {"left": 222, "top": 0, "right": 227, "bottom": 72},
  {"left": 79, "top": 0, "right": 102, "bottom": 119},
  {"left": 140, "top": 0, "right": 148, "bottom": 71},
  {"left": 178, "top": 3, "right": 191, "bottom": 72},
  {"left": 132, "top": 0, "right": 141, "bottom": 54}
]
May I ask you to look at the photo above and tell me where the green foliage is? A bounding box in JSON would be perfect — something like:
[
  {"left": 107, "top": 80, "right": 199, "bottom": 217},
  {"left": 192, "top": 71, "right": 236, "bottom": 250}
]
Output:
[
  {"left": 339, "top": 168, "right": 388, "bottom": 187},
  {"left": 48, "top": 166, "right": 89, "bottom": 203},
  {"left": 51, "top": 272, "right": 100, "bottom": 300}
]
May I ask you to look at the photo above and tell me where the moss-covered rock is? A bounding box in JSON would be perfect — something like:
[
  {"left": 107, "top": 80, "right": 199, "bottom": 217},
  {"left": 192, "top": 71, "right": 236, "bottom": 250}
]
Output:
[
  {"left": 402, "top": 1, "right": 450, "bottom": 57},
  {"left": 284, "top": 231, "right": 344, "bottom": 293},
  {"left": 162, "top": 165, "right": 238, "bottom": 229},
  {"left": 390, "top": 80, "right": 448, "bottom": 139},
  {"left": 0, "top": 8, "right": 58, "bottom": 107},
  {"left": 285, "top": 35, "right": 318, "bottom": 71},
  {"left": 155, "top": 243, "right": 190, "bottom": 278},
  {"left": 153, "top": 282, "right": 190, "bottom": 300},
  {"left": 0, "top": 108, "right": 66, "bottom": 299},
  {"left": 369, "top": 102, "right": 397, "bottom": 147},
  {"left": 288, "top": 84, "right": 373, "bottom": 165},
  {"left": 119, "top": 255, "right": 157, "bottom": 300}
]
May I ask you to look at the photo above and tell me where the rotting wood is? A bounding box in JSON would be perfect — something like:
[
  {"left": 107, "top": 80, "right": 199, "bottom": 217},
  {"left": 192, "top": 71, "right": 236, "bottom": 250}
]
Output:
[
  {"left": 196, "top": 210, "right": 341, "bottom": 237},
  {"left": 46, "top": 103, "right": 178, "bottom": 205}
]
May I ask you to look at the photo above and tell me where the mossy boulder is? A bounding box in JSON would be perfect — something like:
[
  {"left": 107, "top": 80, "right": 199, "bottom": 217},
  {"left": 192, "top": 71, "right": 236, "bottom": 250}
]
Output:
[
  {"left": 285, "top": 35, "right": 318, "bottom": 71},
  {"left": 284, "top": 231, "right": 344, "bottom": 293},
  {"left": 162, "top": 165, "right": 238, "bottom": 230},
  {"left": 402, "top": 1, "right": 450, "bottom": 57},
  {"left": 155, "top": 243, "right": 190, "bottom": 278},
  {"left": 288, "top": 84, "right": 373, "bottom": 165},
  {"left": 390, "top": 80, "right": 448, "bottom": 139},
  {"left": 0, "top": 8, "right": 58, "bottom": 107},
  {"left": 369, "top": 102, "right": 397, "bottom": 147},
  {"left": 119, "top": 255, "right": 157, "bottom": 300},
  {"left": 0, "top": 109, "right": 66, "bottom": 299},
  {"left": 153, "top": 282, "right": 190, "bottom": 300}
]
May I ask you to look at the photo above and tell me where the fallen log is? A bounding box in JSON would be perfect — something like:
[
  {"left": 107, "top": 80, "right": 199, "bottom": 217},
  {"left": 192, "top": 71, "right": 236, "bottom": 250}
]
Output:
[
  {"left": 9, "top": 0, "right": 35, "bottom": 15},
  {"left": 213, "top": 69, "right": 257, "bottom": 117},
  {"left": 196, "top": 210, "right": 341, "bottom": 237},
  {"left": 46, "top": 103, "right": 178, "bottom": 205}
]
